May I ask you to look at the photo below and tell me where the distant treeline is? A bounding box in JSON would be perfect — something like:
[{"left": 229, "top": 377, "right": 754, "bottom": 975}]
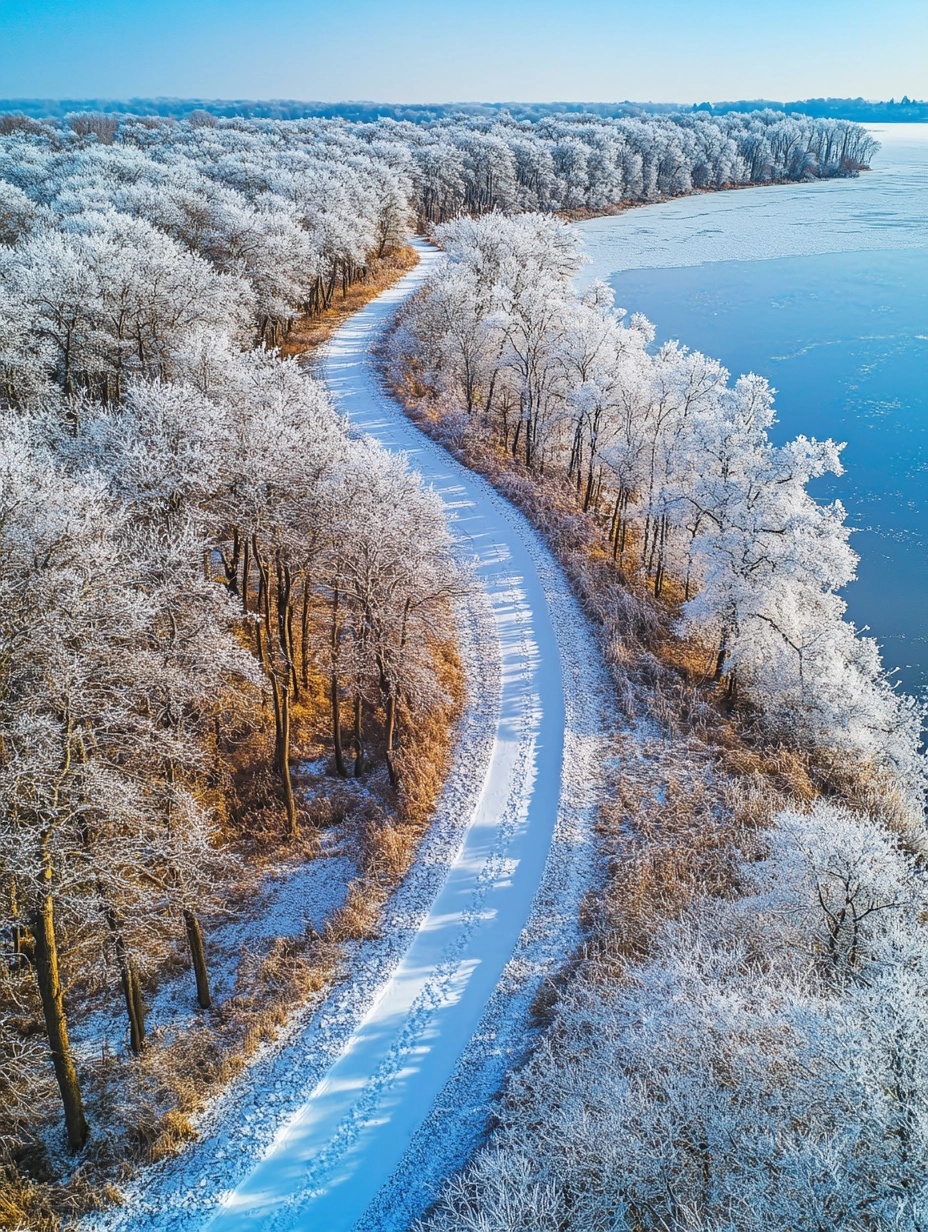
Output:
[
  {"left": 695, "top": 96, "right": 928, "bottom": 123},
  {"left": 0, "top": 96, "right": 926, "bottom": 124}
]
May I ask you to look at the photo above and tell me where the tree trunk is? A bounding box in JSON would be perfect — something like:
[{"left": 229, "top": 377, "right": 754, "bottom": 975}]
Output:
[
  {"left": 483, "top": 370, "right": 498, "bottom": 419},
  {"left": 618, "top": 515, "right": 629, "bottom": 564},
  {"left": 121, "top": 956, "right": 146, "bottom": 1055},
  {"left": 110, "top": 918, "right": 145, "bottom": 1053},
  {"left": 183, "top": 909, "right": 212, "bottom": 1009},
  {"left": 32, "top": 894, "right": 88, "bottom": 1150},
  {"left": 241, "top": 534, "right": 251, "bottom": 614},
  {"left": 8, "top": 874, "right": 30, "bottom": 970},
  {"left": 654, "top": 516, "right": 668, "bottom": 597},
  {"left": 609, "top": 493, "right": 621, "bottom": 550},
  {"left": 271, "top": 674, "right": 298, "bottom": 836},
  {"left": 254, "top": 535, "right": 272, "bottom": 672},
  {"left": 276, "top": 554, "right": 299, "bottom": 698},
  {"left": 714, "top": 632, "right": 729, "bottom": 682},
  {"left": 224, "top": 526, "right": 241, "bottom": 597},
  {"left": 105, "top": 908, "right": 146, "bottom": 1053},
  {"left": 253, "top": 535, "right": 299, "bottom": 835},
  {"left": 646, "top": 513, "right": 661, "bottom": 578},
  {"left": 583, "top": 465, "right": 595, "bottom": 513},
  {"left": 384, "top": 692, "right": 399, "bottom": 789},
  {"left": 301, "top": 584, "right": 311, "bottom": 690},
  {"left": 285, "top": 569, "right": 299, "bottom": 697},
  {"left": 353, "top": 693, "right": 365, "bottom": 777},
  {"left": 568, "top": 422, "right": 582, "bottom": 481},
  {"left": 330, "top": 588, "right": 347, "bottom": 778},
  {"left": 331, "top": 675, "right": 347, "bottom": 779}
]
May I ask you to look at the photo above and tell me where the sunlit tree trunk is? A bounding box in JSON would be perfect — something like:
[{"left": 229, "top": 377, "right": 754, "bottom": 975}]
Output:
[
  {"left": 32, "top": 881, "right": 88, "bottom": 1150},
  {"left": 183, "top": 909, "right": 212, "bottom": 1010},
  {"left": 353, "top": 693, "right": 365, "bottom": 777},
  {"left": 330, "top": 587, "right": 347, "bottom": 778},
  {"left": 107, "top": 911, "right": 146, "bottom": 1054}
]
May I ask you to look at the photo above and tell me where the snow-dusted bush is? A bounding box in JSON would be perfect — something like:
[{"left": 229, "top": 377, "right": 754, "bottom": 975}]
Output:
[{"left": 424, "top": 802, "right": 928, "bottom": 1232}]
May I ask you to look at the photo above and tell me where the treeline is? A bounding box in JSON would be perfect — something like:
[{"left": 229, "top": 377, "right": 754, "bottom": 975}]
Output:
[
  {"left": 3, "top": 96, "right": 924, "bottom": 124},
  {"left": 0, "top": 118, "right": 456, "bottom": 1165},
  {"left": 386, "top": 110, "right": 876, "bottom": 223},
  {"left": 0, "top": 109, "right": 876, "bottom": 253},
  {"left": 697, "top": 95, "right": 928, "bottom": 123},
  {"left": 392, "top": 216, "right": 928, "bottom": 1232}
]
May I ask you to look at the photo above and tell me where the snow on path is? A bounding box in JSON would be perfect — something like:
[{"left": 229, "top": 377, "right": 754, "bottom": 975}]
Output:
[
  {"left": 83, "top": 239, "right": 611, "bottom": 1232},
  {"left": 204, "top": 241, "right": 572, "bottom": 1229}
]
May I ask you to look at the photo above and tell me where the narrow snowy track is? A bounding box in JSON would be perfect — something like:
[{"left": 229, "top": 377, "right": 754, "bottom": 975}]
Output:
[
  {"left": 205, "top": 244, "right": 572, "bottom": 1228},
  {"left": 84, "top": 240, "right": 610, "bottom": 1232}
]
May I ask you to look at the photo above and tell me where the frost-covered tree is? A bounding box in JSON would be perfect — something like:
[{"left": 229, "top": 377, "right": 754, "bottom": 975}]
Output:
[{"left": 319, "top": 439, "right": 459, "bottom": 787}]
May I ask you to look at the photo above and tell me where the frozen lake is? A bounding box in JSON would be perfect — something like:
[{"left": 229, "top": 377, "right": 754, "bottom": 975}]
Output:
[{"left": 576, "top": 125, "right": 928, "bottom": 699}]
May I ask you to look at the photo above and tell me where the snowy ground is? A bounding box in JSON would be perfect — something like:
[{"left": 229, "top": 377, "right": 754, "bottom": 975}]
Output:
[
  {"left": 83, "top": 240, "right": 615, "bottom": 1232},
  {"left": 70, "top": 850, "right": 353, "bottom": 1067}
]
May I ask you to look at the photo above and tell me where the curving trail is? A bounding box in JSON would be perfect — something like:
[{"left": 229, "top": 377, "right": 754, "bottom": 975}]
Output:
[
  {"left": 86, "top": 239, "right": 610, "bottom": 1232},
  {"left": 206, "top": 242, "right": 572, "bottom": 1229}
]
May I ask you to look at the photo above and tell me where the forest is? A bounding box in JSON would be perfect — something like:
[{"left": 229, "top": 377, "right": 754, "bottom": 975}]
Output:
[
  {"left": 0, "top": 110, "right": 461, "bottom": 1220},
  {"left": 0, "top": 104, "right": 908, "bottom": 1228}
]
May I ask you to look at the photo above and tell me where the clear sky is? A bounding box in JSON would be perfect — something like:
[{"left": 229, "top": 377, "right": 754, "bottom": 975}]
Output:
[{"left": 1, "top": 0, "right": 925, "bottom": 104}]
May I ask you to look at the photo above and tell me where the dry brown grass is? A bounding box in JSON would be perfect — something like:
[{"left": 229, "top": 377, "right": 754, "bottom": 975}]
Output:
[
  {"left": 326, "top": 882, "right": 384, "bottom": 943},
  {"left": 280, "top": 245, "right": 420, "bottom": 358},
  {"left": 0, "top": 1172, "right": 59, "bottom": 1232},
  {"left": 395, "top": 639, "right": 465, "bottom": 832},
  {"left": 0, "top": 1165, "right": 116, "bottom": 1232}
]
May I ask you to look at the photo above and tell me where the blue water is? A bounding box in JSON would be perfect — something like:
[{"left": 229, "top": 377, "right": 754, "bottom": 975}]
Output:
[{"left": 575, "top": 127, "right": 928, "bottom": 699}]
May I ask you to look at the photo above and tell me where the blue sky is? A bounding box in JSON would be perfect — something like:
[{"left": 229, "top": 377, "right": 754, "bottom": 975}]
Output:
[{"left": 1, "top": 0, "right": 925, "bottom": 103}]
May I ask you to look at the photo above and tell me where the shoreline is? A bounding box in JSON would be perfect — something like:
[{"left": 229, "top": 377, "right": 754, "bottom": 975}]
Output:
[{"left": 556, "top": 169, "right": 870, "bottom": 224}]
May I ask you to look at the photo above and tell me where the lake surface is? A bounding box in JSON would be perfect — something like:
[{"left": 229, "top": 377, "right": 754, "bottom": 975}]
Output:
[{"left": 575, "top": 126, "right": 928, "bottom": 699}]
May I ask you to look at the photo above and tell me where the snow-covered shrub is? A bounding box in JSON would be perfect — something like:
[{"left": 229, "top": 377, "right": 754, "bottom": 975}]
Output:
[{"left": 424, "top": 802, "right": 928, "bottom": 1232}]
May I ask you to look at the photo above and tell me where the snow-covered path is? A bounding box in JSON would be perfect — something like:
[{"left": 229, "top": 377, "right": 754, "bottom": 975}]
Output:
[
  {"left": 206, "top": 243, "right": 571, "bottom": 1228},
  {"left": 84, "top": 240, "right": 610, "bottom": 1232}
]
